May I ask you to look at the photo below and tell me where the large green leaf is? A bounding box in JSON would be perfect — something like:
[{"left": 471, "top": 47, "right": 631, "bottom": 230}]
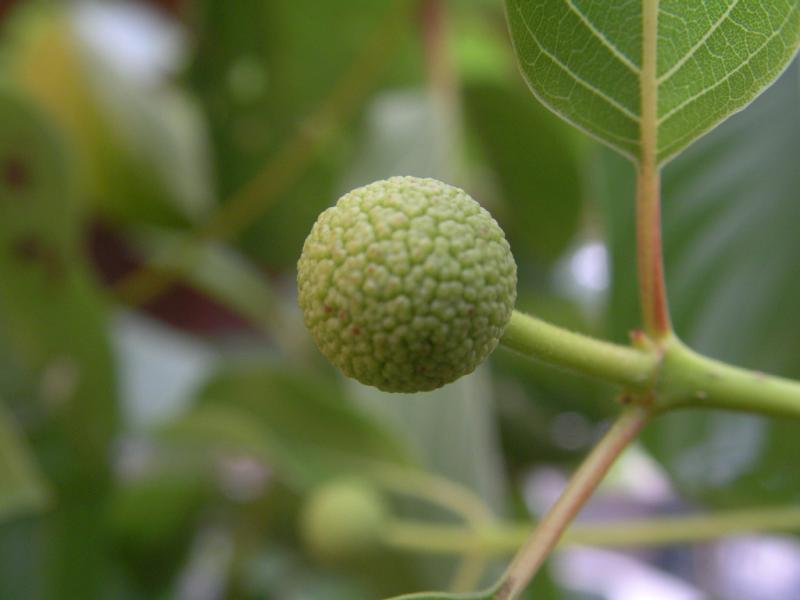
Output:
[
  {"left": 600, "top": 65, "right": 800, "bottom": 504},
  {"left": 0, "top": 85, "right": 118, "bottom": 598},
  {"left": 505, "top": 0, "right": 800, "bottom": 164}
]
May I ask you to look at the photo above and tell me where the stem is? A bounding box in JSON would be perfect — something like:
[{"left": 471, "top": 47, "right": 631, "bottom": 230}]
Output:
[
  {"left": 658, "top": 336, "right": 800, "bottom": 418},
  {"left": 637, "top": 0, "right": 671, "bottom": 339},
  {"left": 500, "top": 311, "right": 658, "bottom": 390},
  {"left": 384, "top": 504, "right": 800, "bottom": 555},
  {"left": 493, "top": 406, "right": 651, "bottom": 600},
  {"left": 362, "top": 461, "right": 493, "bottom": 525}
]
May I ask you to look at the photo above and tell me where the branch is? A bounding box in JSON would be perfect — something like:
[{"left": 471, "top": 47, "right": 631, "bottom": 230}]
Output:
[
  {"left": 500, "top": 311, "right": 659, "bottom": 390},
  {"left": 492, "top": 406, "right": 651, "bottom": 600},
  {"left": 658, "top": 336, "right": 800, "bottom": 419},
  {"left": 383, "top": 504, "right": 800, "bottom": 554}
]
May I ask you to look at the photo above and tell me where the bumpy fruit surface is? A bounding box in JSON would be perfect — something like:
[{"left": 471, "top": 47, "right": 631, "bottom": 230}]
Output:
[
  {"left": 300, "top": 479, "right": 387, "bottom": 562},
  {"left": 297, "top": 176, "right": 517, "bottom": 392}
]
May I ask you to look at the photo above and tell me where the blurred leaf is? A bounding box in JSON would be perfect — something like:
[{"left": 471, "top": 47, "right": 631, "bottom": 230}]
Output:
[
  {"left": 0, "top": 402, "right": 49, "bottom": 522},
  {"left": 132, "top": 228, "right": 279, "bottom": 335},
  {"left": 168, "top": 367, "right": 414, "bottom": 489},
  {"left": 463, "top": 82, "right": 583, "bottom": 263},
  {"left": 0, "top": 84, "right": 118, "bottom": 598},
  {"left": 599, "top": 65, "right": 800, "bottom": 504},
  {"left": 188, "top": 0, "right": 417, "bottom": 267},
  {"left": 505, "top": 0, "right": 800, "bottom": 164},
  {"left": 110, "top": 468, "right": 208, "bottom": 550},
  {"left": 0, "top": 83, "right": 117, "bottom": 481},
  {"left": 452, "top": 5, "right": 513, "bottom": 85},
  {"left": 5, "top": 4, "right": 214, "bottom": 225},
  {"left": 109, "top": 464, "right": 210, "bottom": 590}
]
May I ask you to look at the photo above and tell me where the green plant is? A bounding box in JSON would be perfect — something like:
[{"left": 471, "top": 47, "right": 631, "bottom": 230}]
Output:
[
  {"left": 298, "top": 1, "right": 800, "bottom": 598},
  {"left": 1, "top": 1, "right": 799, "bottom": 598}
]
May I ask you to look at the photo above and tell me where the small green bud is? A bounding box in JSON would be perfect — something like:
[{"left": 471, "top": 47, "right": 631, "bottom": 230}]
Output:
[
  {"left": 297, "top": 176, "right": 517, "bottom": 393},
  {"left": 300, "top": 479, "right": 387, "bottom": 562}
]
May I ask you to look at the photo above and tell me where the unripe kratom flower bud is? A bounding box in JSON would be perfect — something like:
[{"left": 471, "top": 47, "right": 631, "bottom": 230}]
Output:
[
  {"left": 300, "top": 479, "right": 387, "bottom": 562},
  {"left": 297, "top": 176, "right": 517, "bottom": 393}
]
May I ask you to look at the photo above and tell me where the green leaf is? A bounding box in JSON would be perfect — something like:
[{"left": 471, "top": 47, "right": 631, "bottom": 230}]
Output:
[
  {"left": 0, "top": 402, "right": 49, "bottom": 522},
  {"left": 0, "top": 84, "right": 118, "bottom": 480},
  {"left": 168, "top": 366, "right": 413, "bottom": 489},
  {"left": 600, "top": 65, "right": 800, "bottom": 504},
  {"left": 188, "top": 0, "right": 417, "bottom": 267},
  {"left": 6, "top": 5, "right": 215, "bottom": 225},
  {"left": 505, "top": 0, "right": 800, "bottom": 164},
  {"left": 0, "top": 84, "right": 119, "bottom": 599}
]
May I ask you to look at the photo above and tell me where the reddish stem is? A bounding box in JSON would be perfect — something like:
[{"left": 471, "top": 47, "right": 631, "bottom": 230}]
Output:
[{"left": 636, "top": 163, "right": 671, "bottom": 338}]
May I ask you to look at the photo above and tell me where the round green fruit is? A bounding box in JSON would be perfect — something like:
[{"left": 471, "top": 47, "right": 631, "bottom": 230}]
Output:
[
  {"left": 297, "top": 176, "right": 517, "bottom": 393},
  {"left": 300, "top": 479, "right": 387, "bottom": 562}
]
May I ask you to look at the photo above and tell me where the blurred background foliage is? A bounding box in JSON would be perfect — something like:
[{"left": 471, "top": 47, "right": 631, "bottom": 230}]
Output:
[{"left": 0, "top": 1, "right": 798, "bottom": 599}]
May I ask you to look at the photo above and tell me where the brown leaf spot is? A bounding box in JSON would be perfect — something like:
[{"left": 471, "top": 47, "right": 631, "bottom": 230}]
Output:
[
  {"left": 11, "top": 235, "right": 64, "bottom": 281},
  {"left": 3, "top": 157, "right": 30, "bottom": 191}
]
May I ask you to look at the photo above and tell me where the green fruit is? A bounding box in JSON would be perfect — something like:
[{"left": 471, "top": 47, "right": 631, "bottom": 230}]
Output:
[
  {"left": 300, "top": 479, "right": 387, "bottom": 562},
  {"left": 297, "top": 176, "right": 517, "bottom": 393}
]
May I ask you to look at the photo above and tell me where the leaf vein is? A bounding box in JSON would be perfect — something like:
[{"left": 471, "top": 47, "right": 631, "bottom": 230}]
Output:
[
  {"left": 514, "top": 2, "right": 641, "bottom": 124},
  {"left": 657, "top": 6, "right": 795, "bottom": 126},
  {"left": 564, "top": 0, "right": 641, "bottom": 74},
  {"left": 657, "top": 0, "right": 743, "bottom": 85}
]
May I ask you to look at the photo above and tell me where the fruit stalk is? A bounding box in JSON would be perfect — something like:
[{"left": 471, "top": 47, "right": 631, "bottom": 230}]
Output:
[{"left": 500, "top": 311, "right": 658, "bottom": 390}]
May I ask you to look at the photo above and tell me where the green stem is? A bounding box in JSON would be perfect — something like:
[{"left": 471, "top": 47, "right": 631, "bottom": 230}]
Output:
[
  {"left": 362, "top": 461, "right": 493, "bottom": 525},
  {"left": 501, "top": 312, "right": 800, "bottom": 419},
  {"left": 658, "top": 336, "right": 800, "bottom": 418},
  {"left": 500, "top": 311, "right": 658, "bottom": 390},
  {"left": 493, "top": 406, "right": 651, "bottom": 600},
  {"left": 383, "top": 504, "right": 800, "bottom": 555}
]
